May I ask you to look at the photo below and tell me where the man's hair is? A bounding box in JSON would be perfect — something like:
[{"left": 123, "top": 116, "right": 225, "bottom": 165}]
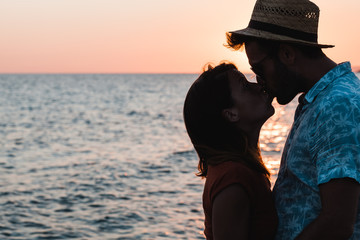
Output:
[{"left": 226, "top": 32, "right": 325, "bottom": 59}]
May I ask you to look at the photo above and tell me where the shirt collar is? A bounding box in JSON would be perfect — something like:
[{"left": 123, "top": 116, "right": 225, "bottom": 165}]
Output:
[{"left": 304, "top": 62, "right": 352, "bottom": 104}]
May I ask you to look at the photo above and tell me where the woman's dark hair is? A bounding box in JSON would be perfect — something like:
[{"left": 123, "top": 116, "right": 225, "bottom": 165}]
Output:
[
  {"left": 225, "top": 32, "right": 325, "bottom": 59},
  {"left": 183, "top": 62, "right": 269, "bottom": 178}
]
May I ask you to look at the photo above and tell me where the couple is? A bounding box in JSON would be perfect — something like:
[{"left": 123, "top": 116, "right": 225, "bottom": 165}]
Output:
[{"left": 183, "top": 0, "right": 360, "bottom": 239}]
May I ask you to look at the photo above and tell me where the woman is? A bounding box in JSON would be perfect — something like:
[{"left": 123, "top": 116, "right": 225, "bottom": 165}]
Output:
[{"left": 183, "top": 63, "right": 277, "bottom": 240}]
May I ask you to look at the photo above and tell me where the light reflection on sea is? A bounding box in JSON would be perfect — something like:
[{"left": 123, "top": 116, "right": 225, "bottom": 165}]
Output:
[
  {"left": 0, "top": 73, "right": 297, "bottom": 239},
  {"left": 260, "top": 100, "right": 296, "bottom": 186}
]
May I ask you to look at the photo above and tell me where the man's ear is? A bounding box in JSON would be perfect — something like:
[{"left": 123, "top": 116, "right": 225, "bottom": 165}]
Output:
[
  {"left": 222, "top": 108, "right": 239, "bottom": 123},
  {"left": 277, "top": 44, "right": 296, "bottom": 65}
]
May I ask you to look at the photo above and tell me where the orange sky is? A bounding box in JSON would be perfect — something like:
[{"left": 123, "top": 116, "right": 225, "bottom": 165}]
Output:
[{"left": 0, "top": 0, "right": 359, "bottom": 74}]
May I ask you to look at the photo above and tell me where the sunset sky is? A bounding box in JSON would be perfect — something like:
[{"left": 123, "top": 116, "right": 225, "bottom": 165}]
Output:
[{"left": 0, "top": 0, "right": 359, "bottom": 74}]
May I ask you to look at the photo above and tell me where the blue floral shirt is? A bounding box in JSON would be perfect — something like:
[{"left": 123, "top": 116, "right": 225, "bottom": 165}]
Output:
[{"left": 273, "top": 62, "right": 360, "bottom": 240}]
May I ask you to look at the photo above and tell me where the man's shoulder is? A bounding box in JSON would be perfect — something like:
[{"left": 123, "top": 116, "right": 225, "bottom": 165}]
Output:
[
  {"left": 333, "top": 71, "right": 360, "bottom": 92},
  {"left": 318, "top": 73, "right": 360, "bottom": 106}
]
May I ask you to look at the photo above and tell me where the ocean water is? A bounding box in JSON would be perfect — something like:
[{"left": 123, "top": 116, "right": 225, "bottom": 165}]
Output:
[{"left": 0, "top": 73, "right": 298, "bottom": 239}]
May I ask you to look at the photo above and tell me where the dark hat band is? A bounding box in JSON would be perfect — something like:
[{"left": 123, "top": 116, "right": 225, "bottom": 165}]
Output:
[{"left": 248, "top": 20, "right": 318, "bottom": 43}]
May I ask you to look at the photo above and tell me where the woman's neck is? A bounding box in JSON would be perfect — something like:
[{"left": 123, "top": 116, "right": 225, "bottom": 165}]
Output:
[{"left": 244, "top": 126, "right": 261, "bottom": 150}]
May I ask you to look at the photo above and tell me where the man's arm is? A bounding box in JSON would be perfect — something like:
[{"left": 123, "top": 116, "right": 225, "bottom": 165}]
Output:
[
  {"left": 212, "top": 184, "right": 250, "bottom": 240},
  {"left": 296, "top": 178, "right": 360, "bottom": 240}
]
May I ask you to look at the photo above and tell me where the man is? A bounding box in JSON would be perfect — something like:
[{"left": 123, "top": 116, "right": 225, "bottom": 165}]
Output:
[{"left": 226, "top": 0, "right": 360, "bottom": 239}]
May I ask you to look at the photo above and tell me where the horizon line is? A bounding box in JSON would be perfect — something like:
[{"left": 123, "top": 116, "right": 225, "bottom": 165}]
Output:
[
  {"left": 0, "top": 66, "right": 359, "bottom": 75},
  {"left": 0, "top": 72, "right": 202, "bottom": 75},
  {"left": 0, "top": 71, "right": 255, "bottom": 75}
]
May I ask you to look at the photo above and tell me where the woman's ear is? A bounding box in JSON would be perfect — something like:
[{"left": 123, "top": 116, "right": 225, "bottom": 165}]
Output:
[
  {"left": 278, "top": 43, "right": 296, "bottom": 65},
  {"left": 222, "top": 108, "right": 239, "bottom": 123}
]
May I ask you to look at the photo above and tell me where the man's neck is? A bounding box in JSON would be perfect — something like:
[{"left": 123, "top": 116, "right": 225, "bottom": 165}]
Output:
[{"left": 301, "top": 57, "right": 337, "bottom": 93}]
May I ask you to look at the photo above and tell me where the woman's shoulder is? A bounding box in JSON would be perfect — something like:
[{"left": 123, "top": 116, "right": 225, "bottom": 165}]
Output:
[
  {"left": 206, "top": 161, "right": 269, "bottom": 199},
  {"left": 208, "top": 160, "right": 260, "bottom": 180}
]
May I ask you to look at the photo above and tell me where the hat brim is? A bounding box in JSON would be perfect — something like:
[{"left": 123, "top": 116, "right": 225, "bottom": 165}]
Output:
[{"left": 230, "top": 27, "right": 334, "bottom": 48}]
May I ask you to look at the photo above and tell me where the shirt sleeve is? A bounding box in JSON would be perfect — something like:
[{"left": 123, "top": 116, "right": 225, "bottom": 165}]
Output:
[{"left": 311, "top": 94, "right": 360, "bottom": 185}]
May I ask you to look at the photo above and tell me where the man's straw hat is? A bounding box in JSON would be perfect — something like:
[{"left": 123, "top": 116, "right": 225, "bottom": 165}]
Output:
[{"left": 230, "top": 0, "right": 334, "bottom": 48}]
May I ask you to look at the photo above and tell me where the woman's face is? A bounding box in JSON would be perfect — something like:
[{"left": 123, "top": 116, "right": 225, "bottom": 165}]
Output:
[{"left": 227, "top": 69, "right": 275, "bottom": 126}]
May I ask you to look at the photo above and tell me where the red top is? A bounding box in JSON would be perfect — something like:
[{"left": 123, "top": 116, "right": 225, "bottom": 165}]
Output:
[{"left": 203, "top": 161, "right": 278, "bottom": 240}]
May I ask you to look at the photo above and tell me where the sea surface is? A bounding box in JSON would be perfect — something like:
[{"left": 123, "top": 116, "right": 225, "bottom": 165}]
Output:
[{"left": 0, "top": 73, "right": 302, "bottom": 239}]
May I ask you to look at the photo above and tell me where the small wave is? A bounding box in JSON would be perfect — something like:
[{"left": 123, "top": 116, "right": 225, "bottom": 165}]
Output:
[
  {"left": 147, "top": 190, "right": 179, "bottom": 196},
  {"left": 154, "top": 113, "right": 166, "bottom": 119},
  {"left": 55, "top": 208, "right": 73, "bottom": 213},
  {"left": 2, "top": 163, "right": 15, "bottom": 169},
  {"left": 22, "top": 221, "right": 50, "bottom": 229},
  {"left": 127, "top": 110, "right": 150, "bottom": 117},
  {"left": 172, "top": 150, "right": 194, "bottom": 155},
  {"left": 88, "top": 204, "right": 105, "bottom": 208}
]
